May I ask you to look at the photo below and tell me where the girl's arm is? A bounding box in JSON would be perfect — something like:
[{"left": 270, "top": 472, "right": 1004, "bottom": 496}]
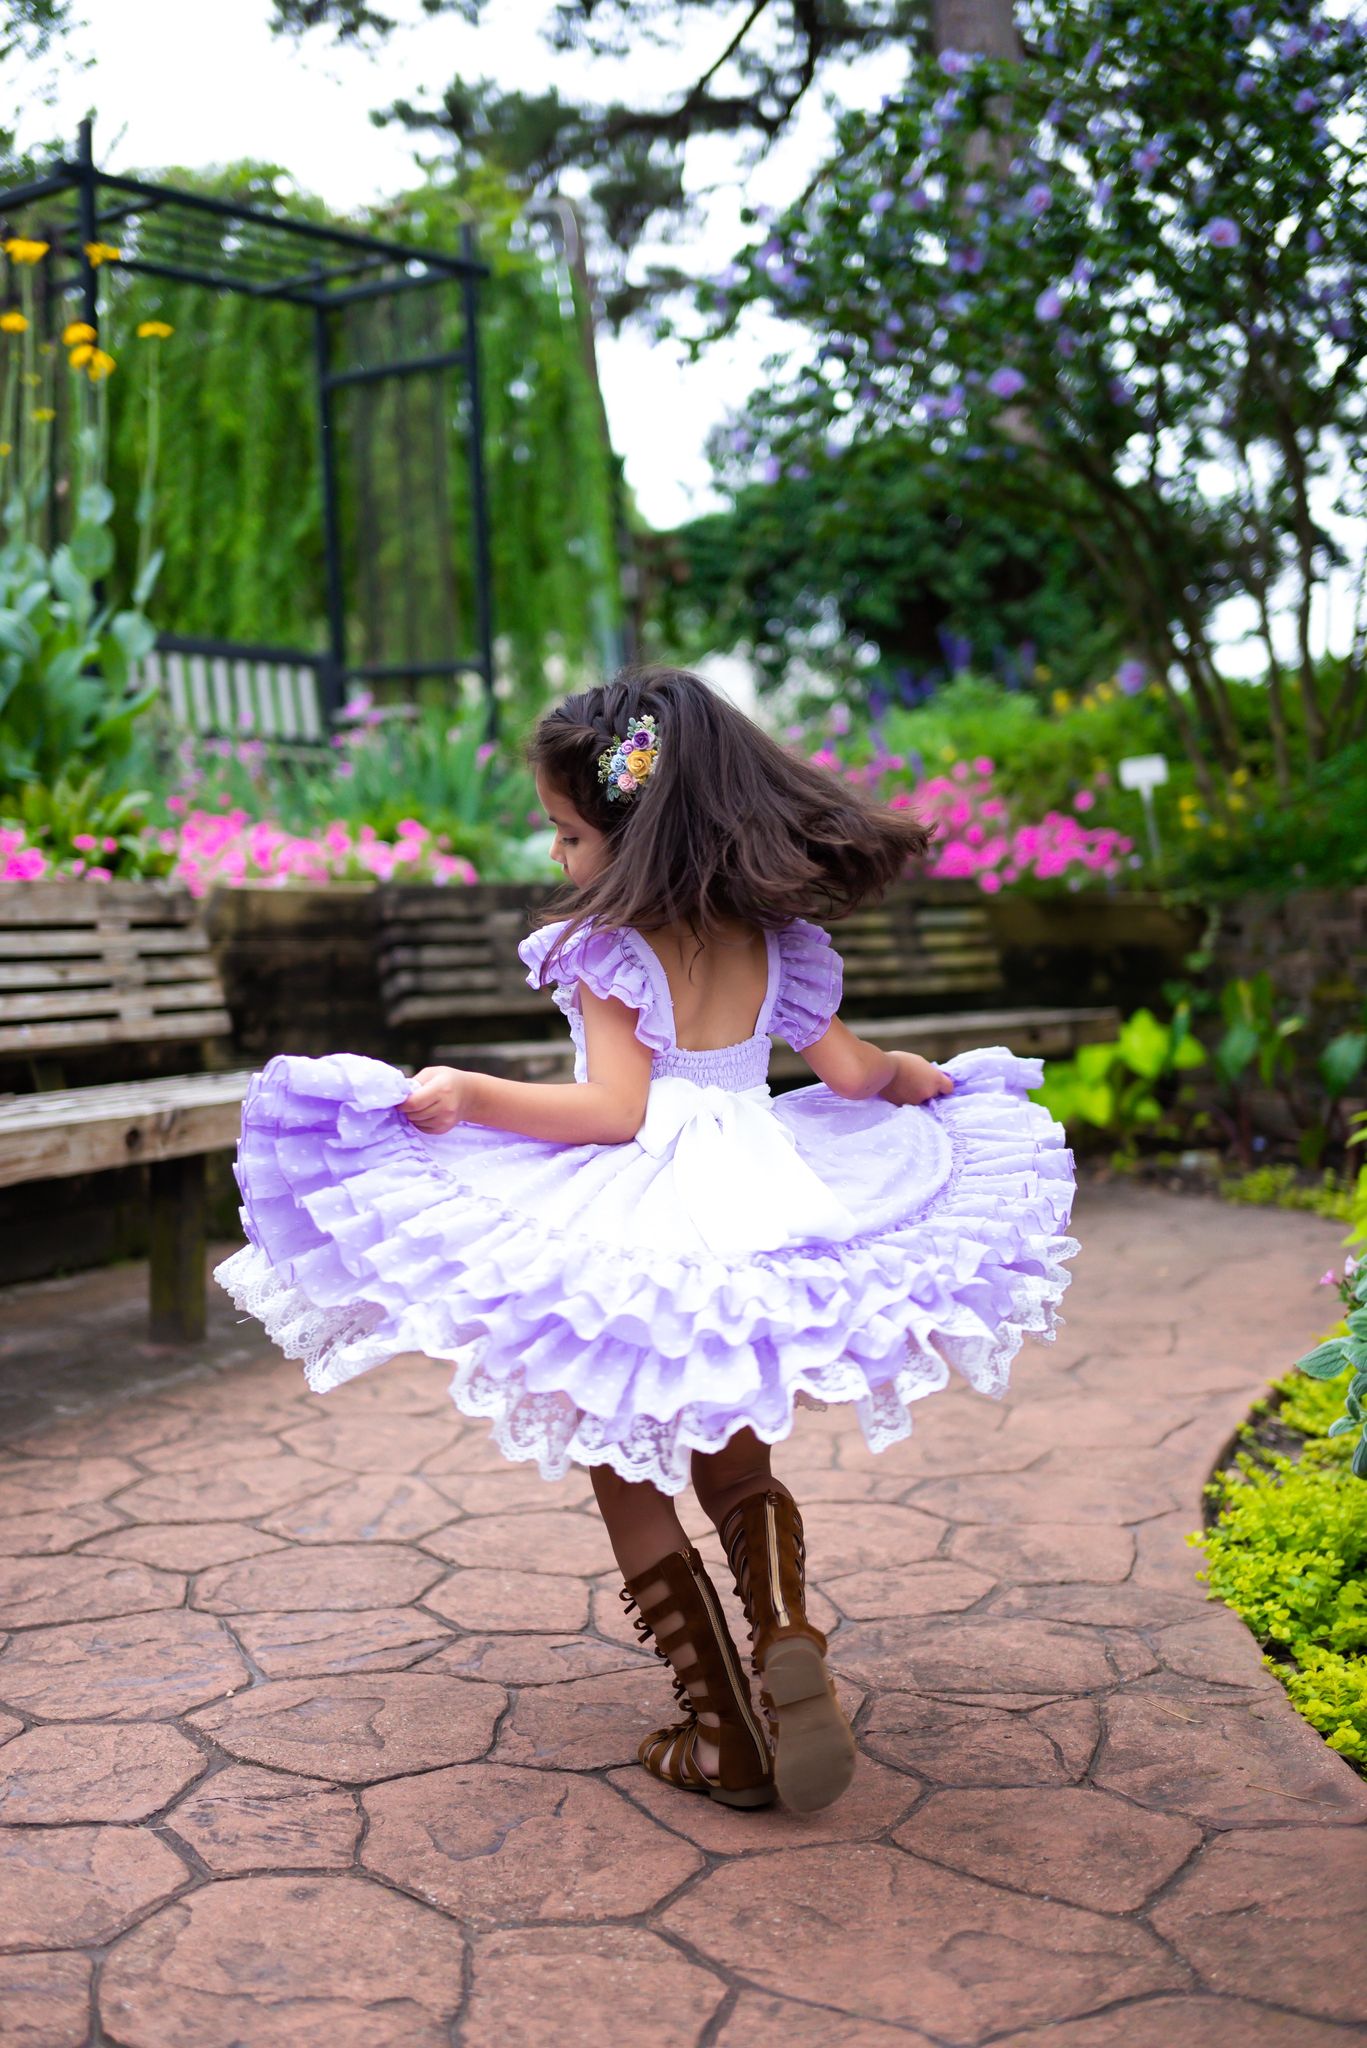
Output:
[
  {"left": 400, "top": 985, "right": 653, "bottom": 1144},
  {"left": 798, "top": 1017, "right": 954, "bottom": 1106}
]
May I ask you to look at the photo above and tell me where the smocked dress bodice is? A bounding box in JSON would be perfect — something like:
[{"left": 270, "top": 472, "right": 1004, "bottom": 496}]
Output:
[{"left": 516, "top": 917, "right": 843, "bottom": 1088}]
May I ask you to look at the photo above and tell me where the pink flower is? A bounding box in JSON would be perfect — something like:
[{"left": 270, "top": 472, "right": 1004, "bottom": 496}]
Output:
[
  {"left": 951, "top": 762, "right": 970, "bottom": 782},
  {"left": 86, "top": 865, "right": 112, "bottom": 881},
  {"left": 1073, "top": 789, "right": 1096, "bottom": 812},
  {"left": 72, "top": 833, "right": 98, "bottom": 852},
  {"left": 973, "top": 756, "right": 994, "bottom": 777},
  {"left": 978, "top": 871, "right": 1002, "bottom": 892}
]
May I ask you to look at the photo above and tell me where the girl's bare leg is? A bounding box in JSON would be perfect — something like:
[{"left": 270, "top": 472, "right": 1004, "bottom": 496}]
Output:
[
  {"left": 590, "top": 1464, "right": 722, "bottom": 1774},
  {"left": 691, "top": 1427, "right": 792, "bottom": 1532}
]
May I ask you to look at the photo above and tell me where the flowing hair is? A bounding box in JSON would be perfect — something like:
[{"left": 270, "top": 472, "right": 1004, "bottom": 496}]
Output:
[{"left": 526, "top": 666, "right": 935, "bottom": 966}]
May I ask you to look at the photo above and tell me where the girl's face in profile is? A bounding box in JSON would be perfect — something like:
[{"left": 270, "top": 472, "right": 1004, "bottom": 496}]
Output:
[{"left": 536, "top": 771, "right": 611, "bottom": 890}]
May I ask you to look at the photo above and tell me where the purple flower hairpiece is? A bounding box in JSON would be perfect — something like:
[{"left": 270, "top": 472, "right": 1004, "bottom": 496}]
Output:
[{"left": 597, "top": 713, "right": 661, "bottom": 801}]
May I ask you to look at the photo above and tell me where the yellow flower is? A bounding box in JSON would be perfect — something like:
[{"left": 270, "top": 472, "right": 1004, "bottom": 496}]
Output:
[
  {"left": 32, "top": 407, "right": 55, "bottom": 423},
  {"left": 0, "top": 310, "right": 28, "bottom": 333},
  {"left": 1227, "top": 792, "right": 1246, "bottom": 811},
  {"left": 1095, "top": 682, "right": 1114, "bottom": 702},
  {"left": 940, "top": 747, "right": 956, "bottom": 761},
  {"left": 1232, "top": 766, "right": 1249, "bottom": 786},
  {"left": 0, "top": 441, "right": 10, "bottom": 457},
  {"left": 84, "top": 242, "right": 121, "bottom": 266},
  {"left": 1033, "top": 662, "right": 1052, "bottom": 681},
  {"left": 62, "top": 320, "right": 97, "bottom": 346},
  {"left": 1050, "top": 688, "right": 1072, "bottom": 714},
  {"left": 136, "top": 319, "right": 174, "bottom": 340},
  {"left": 85, "top": 348, "right": 116, "bottom": 381},
  {"left": 2, "top": 237, "right": 48, "bottom": 264},
  {"left": 625, "top": 748, "right": 653, "bottom": 778},
  {"left": 68, "top": 342, "right": 94, "bottom": 367}
]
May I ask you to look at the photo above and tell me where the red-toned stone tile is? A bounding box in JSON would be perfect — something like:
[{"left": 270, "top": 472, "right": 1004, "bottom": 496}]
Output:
[
  {"left": 421, "top": 1508, "right": 610, "bottom": 1576},
  {"left": 231, "top": 1607, "right": 452, "bottom": 1678},
  {"left": 771, "top": 1468, "right": 912, "bottom": 1503},
  {"left": 832, "top": 1616, "right": 1116, "bottom": 1696},
  {"left": 909, "top": 1467, "right": 1176, "bottom": 1525},
  {"left": 113, "top": 1457, "right": 337, "bottom": 1524},
  {"left": 610, "top": 1750, "right": 920, "bottom": 1851},
  {"left": 999, "top": 1395, "right": 1193, "bottom": 1449},
  {"left": 1129, "top": 1508, "right": 1212, "bottom": 1595},
  {"left": 950, "top": 1522, "right": 1136, "bottom": 1585},
  {"left": 0, "top": 1457, "right": 140, "bottom": 1518},
  {"left": 463, "top": 1926, "right": 724, "bottom": 2048},
  {"left": 421, "top": 1632, "right": 641, "bottom": 1685},
  {"left": 319, "top": 1357, "right": 451, "bottom": 1413},
  {"left": 11, "top": 1403, "right": 200, "bottom": 1461},
  {"left": 1093, "top": 1677, "right": 1367, "bottom": 1828},
  {"left": 1027, "top": 1698, "right": 1103, "bottom": 1781},
  {"left": 0, "top": 1950, "right": 93, "bottom": 2046},
  {"left": 257, "top": 1475, "right": 456, "bottom": 1544},
  {"left": 187, "top": 1671, "right": 505, "bottom": 1783},
  {"left": 363, "top": 1764, "right": 700, "bottom": 1922},
  {"left": 413, "top": 1431, "right": 523, "bottom": 1476},
  {"left": 168, "top": 1765, "right": 361, "bottom": 1874},
  {"left": 424, "top": 1567, "right": 589, "bottom": 1633},
  {"left": 0, "top": 1611, "right": 250, "bottom": 1721},
  {"left": 0, "top": 1707, "right": 22, "bottom": 1744},
  {"left": 492, "top": 1666, "right": 678, "bottom": 1771},
  {"left": 988, "top": 1580, "right": 1211, "bottom": 1628},
  {"left": 192, "top": 1541, "right": 445, "bottom": 1616},
  {"left": 0, "top": 1824, "right": 189, "bottom": 1947},
  {"left": 790, "top": 1502, "right": 947, "bottom": 1575},
  {"left": 661, "top": 1844, "right": 1185, "bottom": 2036},
  {"left": 990, "top": 1995, "right": 1358, "bottom": 2047},
  {"left": 714, "top": 1993, "right": 932, "bottom": 2048},
  {"left": 862, "top": 1693, "right": 1080, "bottom": 1787},
  {"left": 98, "top": 1874, "right": 465, "bottom": 2046},
  {"left": 426, "top": 1466, "right": 594, "bottom": 1515},
  {"left": 895, "top": 1786, "right": 1201, "bottom": 1910},
  {"left": 0, "top": 1555, "right": 185, "bottom": 1627},
  {"left": 1154, "top": 1609, "right": 1274, "bottom": 1687},
  {"left": 0, "top": 1722, "right": 205, "bottom": 1824},
  {"left": 896, "top": 1428, "right": 1044, "bottom": 1476},
  {"left": 1149, "top": 1827, "right": 1367, "bottom": 2024},
  {"left": 85, "top": 1524, "right": 288, "bottom": 1572},
  {"left": 280, "top": 1413, "right": 461, "bottom": 1473},
  {"left": 824, "top": 1560, "right": 994, "bottom": 1620},
  {"left": 0, "top": 1502, "right": 126, "bottom": 1556},
  {"left": 133, "top": 1433, "right": 294, "bottom": 1474}
]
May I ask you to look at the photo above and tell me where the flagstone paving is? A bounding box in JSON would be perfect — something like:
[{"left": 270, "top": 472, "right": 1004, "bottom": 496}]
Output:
[{"left": 1, "top": 1179, "right": 1364, "bottom": 2046}]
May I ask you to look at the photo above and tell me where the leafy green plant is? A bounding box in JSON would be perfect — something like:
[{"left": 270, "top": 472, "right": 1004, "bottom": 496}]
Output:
[
  {"left": 0, "top": 765, "right": 172, "bottom": 877},
  {"left": 1031, "top": 1001, "right": 1205, "bottom": 1161},
  {"left": 1289, "top": 1129, "right": 1367, "bottom": 1479},
  {"left": 1207, "top": 972, "right": 1304, "bottom": 1168},
  {"left": 1199, "top": 1346, "right": 1367, "bottom": 1766}
]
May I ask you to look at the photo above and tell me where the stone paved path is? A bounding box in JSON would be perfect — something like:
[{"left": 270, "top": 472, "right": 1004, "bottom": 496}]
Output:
[{"left": 1, "top": 1180, "right": 1365, "bottom": 2047}]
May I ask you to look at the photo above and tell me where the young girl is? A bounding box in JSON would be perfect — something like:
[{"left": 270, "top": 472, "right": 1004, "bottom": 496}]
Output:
[{"left": 216, "top": 667, "right": 1079, "bottom": 1816}]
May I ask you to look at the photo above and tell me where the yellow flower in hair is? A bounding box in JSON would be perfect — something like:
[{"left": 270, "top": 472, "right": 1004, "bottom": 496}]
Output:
[
  {"left": 62, "top": 320, "right": 97, "bottom": 346},
  {"left": 137, "top": 320, "right": 173, "bottom": 339},
  {"left": 0, "top": 310, "right": 27, "bottom": 333},
  {"left": 625, "top": 748, "right": 653, "bottom": 778}
]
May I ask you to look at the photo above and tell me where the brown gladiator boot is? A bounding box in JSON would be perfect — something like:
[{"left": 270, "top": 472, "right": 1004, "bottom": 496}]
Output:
[
  {"left": 720, "top": 1488, "right": 856, "bottom": 1813},
  {"left": 620, "top": 1544, "right": 775, "bottom": 1809}
]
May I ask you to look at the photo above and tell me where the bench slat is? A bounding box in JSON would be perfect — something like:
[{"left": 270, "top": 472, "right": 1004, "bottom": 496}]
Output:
[
  {"left": 0, "top": 1071, "right": 253, "bottom": 1186},
  {"left": 0, "top": 1009, "right": 233, "bottom": 1054}
]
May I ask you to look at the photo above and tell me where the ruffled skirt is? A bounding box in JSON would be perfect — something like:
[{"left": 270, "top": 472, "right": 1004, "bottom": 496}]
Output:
[{"left": 214, "top": 1048, "right": 1079, "bottom": 1494}]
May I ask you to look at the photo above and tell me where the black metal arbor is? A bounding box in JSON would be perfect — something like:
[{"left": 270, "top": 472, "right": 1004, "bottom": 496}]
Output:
[{"left": 0, "top": 118, "right": 496, "bottom": 732}]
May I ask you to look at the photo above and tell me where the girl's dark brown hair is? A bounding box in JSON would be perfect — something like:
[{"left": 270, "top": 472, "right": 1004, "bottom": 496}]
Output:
[{"left": 527, "top": 665, "right": 935, "bottom": 960}]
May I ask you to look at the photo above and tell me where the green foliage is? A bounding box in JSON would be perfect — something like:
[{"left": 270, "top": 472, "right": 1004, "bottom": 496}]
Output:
[
  {"left": 0, "top": 766, "right": 172, "bottom": 877},
  {"left": 1288, "top": 1185, "right": 1367, "bottom": 1479},
  {"left": 1218, "top": 1162, "right": 1364, "bottom": 1224},
  {"left": 652, "top": 436, "right": 1128, "bottom": 701},
  {"left": 1200, "top": 1339, "right": 1367, "bottom": 1763},
  {"left": 1031, "top": 1002, "right": 1205, "bottom": 1160}
]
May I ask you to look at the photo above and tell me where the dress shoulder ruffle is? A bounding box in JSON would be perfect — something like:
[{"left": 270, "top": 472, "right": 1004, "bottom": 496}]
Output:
[
  {"left": 517, "top": 919, "right": 673, "bottom": 1054},
  {"left": 769, "top": 917, "right": 844, "bottom": 1050}
]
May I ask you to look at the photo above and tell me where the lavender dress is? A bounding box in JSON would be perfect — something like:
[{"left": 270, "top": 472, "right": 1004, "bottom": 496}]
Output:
[{"left": 214, "top": 917, "right": 1079, "bottom": 1494}]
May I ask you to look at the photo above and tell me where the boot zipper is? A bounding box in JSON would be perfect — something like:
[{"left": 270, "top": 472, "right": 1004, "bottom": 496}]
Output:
[
  {"left": 765, "top": 1496, "right": 790, "bottom": 1629},
  {"left": 689, "top": 1556, "right": 769, "bottom": 1769}
]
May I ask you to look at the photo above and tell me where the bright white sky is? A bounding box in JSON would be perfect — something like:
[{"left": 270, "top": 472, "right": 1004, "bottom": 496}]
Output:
[{"left": 12, "top": 0, "right": 1362, "bottom": 675}]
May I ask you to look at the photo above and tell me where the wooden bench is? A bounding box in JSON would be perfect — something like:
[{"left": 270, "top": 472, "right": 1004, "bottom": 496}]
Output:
[
  {"left": 376, "top": 880, "right": 1120, "bottom": 1083},
  {"left": 137, "top": 638, "right": 329, "bottom": 747},
  {"left": 0, "top": 883, "right": 253, "bottom": 1342}
]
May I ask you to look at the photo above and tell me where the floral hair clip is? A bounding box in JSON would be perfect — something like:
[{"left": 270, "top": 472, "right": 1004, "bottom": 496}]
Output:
[{"left": 597, "top": 713, "right": 661, "bottom": 801}]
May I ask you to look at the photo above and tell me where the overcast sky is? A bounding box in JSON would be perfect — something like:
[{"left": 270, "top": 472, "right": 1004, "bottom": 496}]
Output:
[{"left": 13, "top": 0, "right": 1362, "bottom": 675}]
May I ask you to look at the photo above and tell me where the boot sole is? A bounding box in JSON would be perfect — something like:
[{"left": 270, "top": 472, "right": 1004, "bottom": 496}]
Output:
[{"left": 764, "top": 1637, "right": 857, "bottom": 1813}]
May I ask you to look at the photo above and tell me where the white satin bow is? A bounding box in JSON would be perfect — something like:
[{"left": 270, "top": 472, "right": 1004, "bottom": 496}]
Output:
[{"left": 634, "top": 1075, "right": 857, "bottom": 1260}]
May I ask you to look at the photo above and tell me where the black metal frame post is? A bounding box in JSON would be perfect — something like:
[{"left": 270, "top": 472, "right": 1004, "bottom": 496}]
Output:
[
  {"left": 74, "top": 116, "right": 99, "bottom": 333},
  {"left": 312, "top": 297, "right": 347, "bottom": 727},
  {"left": 460, "top": 224, "right": 497, "bottom": 740}
]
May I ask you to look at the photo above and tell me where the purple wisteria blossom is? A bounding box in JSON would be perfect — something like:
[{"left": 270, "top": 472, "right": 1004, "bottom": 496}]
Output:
[
  {"left": 938, "top": 48, "right": 974, "bottom": 75},
  {"left": 1108, "top": 376, "right": 1133, "bottom": 405},
  {"left": 1294, "top": 88, "right": 1317, "bottom": 114},
  {"left": 1307, "top": 227, "right": 1324, "bottom": 253},
  {"left": 1205, "top": 217, "right": 1241, "bottom": 247},
  {"left": 933, "top": 90, "right": 960, "bottom": 122},
  {"left": 1117, "top": 660, "right": 1147, "bottom": 695},
  {"left": 1095, "top": 176, "right": 1115, "bottom": 205},
  {"left": 965, "top": 181, "right": 988, "bottom": 206},
  {"left": 1236, "top": 69, "right": 1259, "bottom": 96},
  {"left": 870, "top": 189, "right": 895, "bottom": 217},
  {"left": 728, "top": 428, "right": 752, "bottom": 455},
  {"left": 1132, "top": 137, "right": 1168, "bottom": 175},
  {"left": 987, "top": 366, "right": 1026, "bottom": 399},
  {"left": 1025, "top": 183, "right": 1052, "bottom": 217},
  {"left": 904, "top": 183, "right": 931, "bottom": 212},
  {"left": 1230, "top": 5, "right": 1254, "bottom": 36},
  {"left": 873, "top": 331, "right": 898, "bottom": 361},
  {"left": 1283, "top": 28, "right": 1308, "bottom": 58},
  {"left": 1071, "top": 256, "right": 1095, "bottom": 286},
  {"left": 1055, "top": 328, "right": 1077, "bottom": 360},
  {"left": 1035, "top": 286, "right": 1064, "bottom": 321},
  {"left": 761, "top": 456, "right": 782, "bottom": 485}
]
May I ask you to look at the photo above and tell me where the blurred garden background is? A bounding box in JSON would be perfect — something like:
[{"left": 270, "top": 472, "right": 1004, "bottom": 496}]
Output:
[{"left": 2, "top": 0, "right": 1366, "bottom": 1829}]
